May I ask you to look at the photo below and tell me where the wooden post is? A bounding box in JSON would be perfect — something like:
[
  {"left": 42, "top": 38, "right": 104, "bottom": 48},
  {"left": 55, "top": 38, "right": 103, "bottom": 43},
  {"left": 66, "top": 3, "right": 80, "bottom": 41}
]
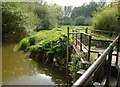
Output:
[
  {"left": 80, "top": 33, "right": 83, "bottom": 51},
  {"left": 116, "top": 36, "right": 120, "bottom": 65},
  {"left": 106, "top": 48, "right": 113, "bottom": 87},
  {"left": 116, "top": 11, "right": 120, "bottom": 64},
  {"left": 76, "top": 30, "right": 77, "bottom": 46},
  {"left": 85, "top": 28, "right": 88, "bottom": 33},
  {"left": 66, "top": 27, "right": 69, "bottom": 85},
  {"left": 72, "top": 29, "right": 74, "bottom": 41},
  {"left": 88, "top": 35, "right": 91, "bottom": 61}
]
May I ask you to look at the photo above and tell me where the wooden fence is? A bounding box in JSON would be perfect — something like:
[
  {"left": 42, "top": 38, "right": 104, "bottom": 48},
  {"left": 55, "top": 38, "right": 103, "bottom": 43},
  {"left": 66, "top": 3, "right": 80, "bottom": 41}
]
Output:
[{"left": 66, "top": 27, "right": 120, "bottom": 86}]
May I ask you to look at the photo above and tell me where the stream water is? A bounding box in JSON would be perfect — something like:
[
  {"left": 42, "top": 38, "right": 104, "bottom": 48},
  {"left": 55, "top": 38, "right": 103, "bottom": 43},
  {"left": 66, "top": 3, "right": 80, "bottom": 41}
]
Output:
[{"left": 2, "top": 42, "right": 66, "bottom": 85}]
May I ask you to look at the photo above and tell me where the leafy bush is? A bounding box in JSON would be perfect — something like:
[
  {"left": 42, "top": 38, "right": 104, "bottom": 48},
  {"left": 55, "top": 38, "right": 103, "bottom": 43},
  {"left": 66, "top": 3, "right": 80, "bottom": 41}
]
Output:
[
  {"left": 34, "top": 3, "right": 63, "bottom": 30},
  {"left": 2, "top": 2, "right": 38, "bottom": 39},
  {"left": 2, "top": 2, "right": 64, "bottom": 41},
  {"left": 92, "top": 6, "right": 118, "bottom": 32},
  {"left": 19, "top": 27, "right": 72, "bottom": 66},
  {"left": 74, "top": 16, "right": 86, "bottom": 26},
  {"left": 84, "top": 17, "right": 92, "bottom": 26},
  {"left": 69, "top": 52, "right": 88, "bottom": 83},
  {"left": 20, "top": 37, "right": 30, "bottom": 50},
  {"left": 62, "top": 16, "right": 72, "bottom": 25}
]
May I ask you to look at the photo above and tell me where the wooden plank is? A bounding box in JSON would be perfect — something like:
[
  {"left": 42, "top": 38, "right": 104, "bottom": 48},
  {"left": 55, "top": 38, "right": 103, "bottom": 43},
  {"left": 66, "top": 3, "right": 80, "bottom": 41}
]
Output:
[
  {"left": 73, "top": 44, "right": 79, "bottom": 55},
  {"left": 82, "top": 46, "right": 88, "bottom": 53},
  {"left": 77, "top": 69, "right": 86, "bottom": 75},
  {"left": 81, "top": 58, "right": 86, "bottom": 64}
]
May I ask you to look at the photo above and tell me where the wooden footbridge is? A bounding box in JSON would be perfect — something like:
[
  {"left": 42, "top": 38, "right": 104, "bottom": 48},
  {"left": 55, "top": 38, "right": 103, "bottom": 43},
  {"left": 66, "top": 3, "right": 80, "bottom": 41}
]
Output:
[{"left": 66, "top": 27, "right": 120, "bottom": 86}]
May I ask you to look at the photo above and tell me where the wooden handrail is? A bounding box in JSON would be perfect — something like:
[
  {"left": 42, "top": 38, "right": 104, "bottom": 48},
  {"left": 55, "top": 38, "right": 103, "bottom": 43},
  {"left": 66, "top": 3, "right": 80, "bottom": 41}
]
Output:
[
  {"left": 75, "top": 28, "right": 116, "bottom": 34},
  {"left": 73, "top": 35, "right": 120, "bottom": 86},
  {"left": 91, "top": 38, "right": 113, "bottom": 43},
  {"left": 69, "top": 32, "right": 91, "bottom": 36}
]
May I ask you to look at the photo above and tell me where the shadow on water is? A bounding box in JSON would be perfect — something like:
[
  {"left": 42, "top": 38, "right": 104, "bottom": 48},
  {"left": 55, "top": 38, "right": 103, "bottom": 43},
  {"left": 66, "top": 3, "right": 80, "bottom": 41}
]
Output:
[{"left": 2, "top": 42, "right": 66, "bottom": 85}]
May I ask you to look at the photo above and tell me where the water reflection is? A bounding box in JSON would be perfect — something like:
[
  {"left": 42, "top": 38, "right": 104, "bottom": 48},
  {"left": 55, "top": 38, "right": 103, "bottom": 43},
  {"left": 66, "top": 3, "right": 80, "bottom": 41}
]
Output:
[
  {"left": 4, "top": 74, "right": 55, "bottom": 85},
  {"left": 2, "top": 42, "right": 65, "bottom": 85}
]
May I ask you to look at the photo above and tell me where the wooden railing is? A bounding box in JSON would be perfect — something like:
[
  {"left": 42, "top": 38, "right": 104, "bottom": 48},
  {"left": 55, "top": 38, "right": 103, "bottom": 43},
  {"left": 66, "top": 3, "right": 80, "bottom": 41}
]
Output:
[
  {"left": 72, "top": 35, "right": 120, "bottom": 86},
  {"left": 68, "top": 27, "right": 119, "bottom": 61},
  {"left": 66, "top": 27, "right": 120, "bottom": 86}
]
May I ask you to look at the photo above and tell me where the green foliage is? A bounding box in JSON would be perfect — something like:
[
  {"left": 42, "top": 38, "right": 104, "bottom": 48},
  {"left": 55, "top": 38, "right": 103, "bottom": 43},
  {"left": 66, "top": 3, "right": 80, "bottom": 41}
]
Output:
[
  {"left": 71, "top": 1, "right": 99, "bottom": 20},
  {"left": 2, "top": 2, "right": 38, "bottom": 39},
  {"left": 64, "top": 6, "right": 73, "bottom": 17},
  {"left": 29, "top": 37, "right": 36, "bottom": 45},
  {"left": 19, "top": 27, "right": 72, "bottom": 65},
  {"left": 34, "top": 4, "right": 61, "bottom": 30},
  {"left": 92, "top": 6, "right": 118, "bottom": 32},
  {"left": 20, "top": 37, "right": 30, "bottom": 50},
  {"left": 2, "top": 2, "right": 64, "bottom": 41},
  {"left": 62, "top": 16, "right": 72, "bottom": 25},
  {"left": 69, "top": 52, "right": 88, "bottom": 83},
  {"left": 84, "top": 17, "right": 92, "bottom": 26},
  {"left": 74, "top": 16, "right": 86, "bottom": 26}
]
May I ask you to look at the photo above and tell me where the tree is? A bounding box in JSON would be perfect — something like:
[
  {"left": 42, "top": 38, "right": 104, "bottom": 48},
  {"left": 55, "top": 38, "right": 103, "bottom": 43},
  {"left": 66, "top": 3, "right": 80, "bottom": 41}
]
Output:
[
  {"left": 92, "top": 4, "right": 118, "bottom": 32},
  {"left": 2, "top": 2, "right": 64, "bottom": 41},
  {"left": 70, "top": 1, "right": 99, "bottom": 21},
  {"left": 84, "top": 17, "right": 92, "bottom": 26},
  {"left": 74, "top": 16, "right": 86, "bottom": 26},
  {"left": 64, "top": 6, "right": 72, "bottom": 17},
  {"left": 2, "top": 2, "right": 38, "bottom": 41},
  {"left": 62, "top": 16, "right": 72, "bottom": 25}
]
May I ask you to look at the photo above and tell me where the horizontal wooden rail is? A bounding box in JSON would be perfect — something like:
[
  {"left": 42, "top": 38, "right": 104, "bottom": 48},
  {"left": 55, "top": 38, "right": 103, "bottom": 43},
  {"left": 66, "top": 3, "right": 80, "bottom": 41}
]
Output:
[
  {"left": 90, "top": 50, "right": 118, "bottom": 56},
  {"left": 69, "top": 32, "right": 91, "bottom": 36},
  {"left": 91, "top": 38, "right": 113, "bottom": 43},
  {"left": 75, "top": 28, "right": 116, "bottom": 34},
  {"left": 75, "top": 28, "right": 87, "bottom": 30},
  {"left": 73, "top": 35, "right": 120, "bottom": 86},
  {"left": 89, "top": 29, "right": 115, "bottom": 34}
]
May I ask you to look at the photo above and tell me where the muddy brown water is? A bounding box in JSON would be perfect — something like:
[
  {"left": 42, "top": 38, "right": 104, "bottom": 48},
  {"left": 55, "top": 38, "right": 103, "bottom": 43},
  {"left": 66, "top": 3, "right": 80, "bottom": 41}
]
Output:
[{"left": 2, "top": 42, "right": 66, "bottom": 85}]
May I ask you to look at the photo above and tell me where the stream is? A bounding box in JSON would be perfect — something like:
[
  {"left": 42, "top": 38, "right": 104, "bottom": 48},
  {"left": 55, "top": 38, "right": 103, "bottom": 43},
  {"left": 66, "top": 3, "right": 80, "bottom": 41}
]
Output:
[{"left": 2, "top": 42, "right": 66, "bottom": 85}]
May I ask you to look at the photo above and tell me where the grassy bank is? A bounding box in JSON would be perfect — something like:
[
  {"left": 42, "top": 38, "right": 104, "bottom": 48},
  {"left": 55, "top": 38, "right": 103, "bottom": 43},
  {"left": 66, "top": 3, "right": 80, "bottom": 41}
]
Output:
[{"left": 19, "top": 26, "right": 73, "bottom": 67}]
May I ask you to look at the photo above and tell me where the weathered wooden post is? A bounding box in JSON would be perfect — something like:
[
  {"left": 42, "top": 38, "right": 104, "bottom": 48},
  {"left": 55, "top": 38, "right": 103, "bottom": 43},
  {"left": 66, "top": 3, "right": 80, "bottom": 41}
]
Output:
[
  {"left": 116, "top": 36, "right": 120, "bottom": 65},
  {"left": 76, "top": 30, "right": 78, "bottom": 46},
  {"left": 66, "top": 27, "right": 69, "bottom": 85},
  {"left": 85, "top": 28, "right": 88, "bottom": 34},
  {"left": 106, "top": 48, "right": 113, "bottom": 87},
  {"left": 72, "top": 29, "right": 74, "bottom": 42},
  {"left": 116, "top": 17, "right": 120, "bottom": 65},
  {"left": 80, "top": 33, "right": 83, "bottom": 51},
  {"left": 88, "top": 35, "right": 91, "bottom": 61}
]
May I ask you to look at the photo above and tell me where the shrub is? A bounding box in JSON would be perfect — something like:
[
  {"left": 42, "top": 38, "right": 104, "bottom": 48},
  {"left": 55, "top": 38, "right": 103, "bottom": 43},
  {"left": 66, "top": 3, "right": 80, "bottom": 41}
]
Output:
[
  {"left": 69, "top": 52, "right": 88, "bottom": 83},
  {"left": 2, "top": 2, "right": 38, "bottom": 39},
  {"left": 92, "top": 6, "right": 118, "bottom": 32},
  {"left": 74, "top": 16, "right": 86, "bottom": 26},
  {"left": 20, "top": 37, "right": 30, "bottom": 50},
  {"left": 84, "top": 17, "right": 92, "bottom": 26},
  {"left": 62, "top": 16, "right": 72, "bottom": 25}
]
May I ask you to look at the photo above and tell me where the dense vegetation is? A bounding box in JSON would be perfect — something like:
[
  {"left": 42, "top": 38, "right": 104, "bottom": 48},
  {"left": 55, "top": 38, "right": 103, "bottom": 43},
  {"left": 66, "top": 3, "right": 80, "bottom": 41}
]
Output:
[
  {"left": 2, "top": 2, "right": 38, "bottom": 41},
  {"left": 62, "top": 1, "right": 102, "bottom": 26},
  {"left": 92, "top": 3, "right": 118, "bottom": 32},
  {"left": 19, "top": 27, "right": 72, "bottom": 67},
  {"left": 2, "top": 2, "right": 63, "bottom": 41}
]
